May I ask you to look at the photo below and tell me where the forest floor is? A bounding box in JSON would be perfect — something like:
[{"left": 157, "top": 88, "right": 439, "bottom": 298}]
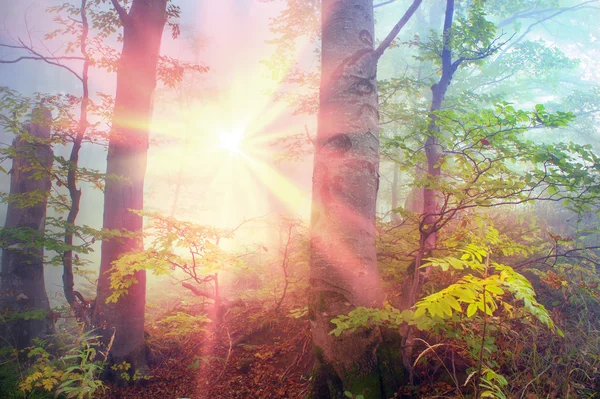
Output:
[{"left": 98, "top": 302, "right": 314, "bottom": 399}]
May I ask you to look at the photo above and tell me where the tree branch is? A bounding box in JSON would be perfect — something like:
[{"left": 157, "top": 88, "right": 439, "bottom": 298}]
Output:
[
  {"left": 498, "top": 0, "right": 599, "bottom": 57},
  {"left": 498, "top": 0, "right": 599, "bottom": 28},
  {"left": 515, "top": 246, "right": 600, "bottom": 270},
  {"left": 0, "top": 55, "right": 85, "bottom": 64},
  {"left": 374, "top": 0, "right": 397, "bottom": 8},
  {"left": 110, "top": 0, "right": 130, "bottom": 25},
  {"left": 181, "top": 282, "right": 215, "bottom": 299},
  {"left": 373, "top": 0, "right": 422, "bottom": 61},
  {"left": 0, "top": 39, "right": 84, "bottom": 82}
]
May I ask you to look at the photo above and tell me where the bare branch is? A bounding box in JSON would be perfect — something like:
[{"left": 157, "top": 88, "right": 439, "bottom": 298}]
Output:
[
  {"left": 0, "top": 55, "right": 85, "bottom": 64},
  {"left": 0, "top": 38, "right": 84, "bottom": 82},
  {"left": 498, "top": 1, "right": 599, "bottom": 57},
  {"left": 304, "top": 125, "right": 315, "bottom": 147},
  {"left": 374, "top": 0, "right": 397, "bottom": 8},
  {"left": 498, "top": 0, "right": 599, "bottom": 28},
  {"left": 373, "top": 0, "right": 422, "bottom": 61},
  {"left": 515, "top": 246, "right": 600, "bottom": 270}
]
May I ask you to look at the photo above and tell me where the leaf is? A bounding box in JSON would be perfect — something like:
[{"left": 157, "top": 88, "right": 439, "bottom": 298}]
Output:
[
  {"left": 486, "top": 284, "right": 504, "bottom": 296},
  {"left": 467, "top": 303, "right": 478, "bottom": 317}
]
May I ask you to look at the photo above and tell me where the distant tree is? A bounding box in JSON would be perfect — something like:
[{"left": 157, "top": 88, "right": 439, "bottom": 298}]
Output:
[
  {"left": 0, "top": 105, "right": 54, "bottom": 350},
  {"left": 1, "top": 0, "right": 205, "bottom": 368}
]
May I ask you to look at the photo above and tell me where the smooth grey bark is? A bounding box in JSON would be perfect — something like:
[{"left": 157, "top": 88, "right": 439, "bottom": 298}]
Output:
[
  {"left": 309, "top": 0, "right": 384, "bottom": 395},
  {"left": 308, "top": 0, "right": 421, "bottom": 396},
  {"left": 0, "top": 105, "right": 54, "bottom": 350},
  {"left": 92, "top": 0, "right": 167, "bottom": 380}
]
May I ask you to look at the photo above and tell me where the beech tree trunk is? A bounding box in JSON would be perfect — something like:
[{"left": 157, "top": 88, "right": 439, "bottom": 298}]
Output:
[
  {"left": 92, "top": 0, "right": 167, "bottom": 379},
  {"left": 308, "top": 0, "right": 385, "bottom": 396},
  {"left": 0, "top": 105, "right": 54, "bottom": 350}
]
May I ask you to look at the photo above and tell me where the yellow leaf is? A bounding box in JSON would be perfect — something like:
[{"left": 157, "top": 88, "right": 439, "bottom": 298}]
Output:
[{"left": 467, "top": 303, "right": 477, "bottom": 317}]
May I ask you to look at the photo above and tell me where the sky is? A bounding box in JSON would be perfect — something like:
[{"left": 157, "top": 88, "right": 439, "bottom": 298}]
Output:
[{"left": 0, "top": 0, "right": 316, "bottom": 302}]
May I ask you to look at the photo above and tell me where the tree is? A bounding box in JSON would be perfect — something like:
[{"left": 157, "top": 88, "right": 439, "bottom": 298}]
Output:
[
  {"left": 0, "top": 0, "right": 101, "bottom": 318},
  {"left": 308, "top": 0, "right": 421, "bottom": 397},
  {"left": 92, "top": 0, "right": 168, "bottom": 379},
  {"left": 0, "top": 105, "right": 54, "bottom": 350},
  {"left": 369, "top": 0, "right": 600, "bottom": 383}
]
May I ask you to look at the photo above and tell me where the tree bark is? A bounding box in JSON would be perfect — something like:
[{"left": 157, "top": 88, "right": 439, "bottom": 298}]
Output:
[
  {"left": 92, "top": 0, "right": 167, "bottom": 380},
  {"left": 308, "top": 1, "right": 385, "bottom": 396},
  {"left": 421, "top": 0, "right": 455, "bottom": 252},
  {"left": 391, "top": 164, "right": 401, "bottom": 223},
  {"left": 0, "top": 105, "right": 54, "bottom": 350}
]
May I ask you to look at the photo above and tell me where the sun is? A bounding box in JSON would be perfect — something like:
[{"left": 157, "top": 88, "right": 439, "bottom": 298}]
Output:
[{"left": 218, "top": 129, "right": 244, "bottom": 154}]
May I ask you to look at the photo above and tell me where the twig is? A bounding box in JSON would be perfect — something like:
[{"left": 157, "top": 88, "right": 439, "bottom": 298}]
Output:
[
  {"left": 412, "top": 338, "right": 465, "bottom": 398},
  {"left": 520, "top": 364, "right": 552, "bottom": 399},
  {"left": 217, "top": 328, "right": 233, "bottom": 380},
  {"left": 373, "top": 0, "right": 422, "bottom": 61},
  {"left": 304, "top": 125, "right": 315, "bottom": 147},
  {"left": 374, "top": 0, "right": 397, "bottom": 8},
  {"left": 0, "top": 55, "right": 85, "bottom": 63},
  {"left": 474, "top": 250, "right": 491, "bottom": 399}
]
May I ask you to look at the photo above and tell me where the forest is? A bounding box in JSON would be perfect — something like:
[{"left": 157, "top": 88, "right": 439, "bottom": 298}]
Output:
[{"left": 0, "top": 0, "right": 599, "bottom": 398}]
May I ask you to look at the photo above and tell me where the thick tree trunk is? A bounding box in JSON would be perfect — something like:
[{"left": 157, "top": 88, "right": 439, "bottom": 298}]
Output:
[
  {"left": 0, "top": 106, "right": 54, "bottom": 350},
  {"left": 308, "top": 1, "right": 385, "bottom": 396},
  {"left": 92, "top": 0, "right": 166, "bottom": 380}
]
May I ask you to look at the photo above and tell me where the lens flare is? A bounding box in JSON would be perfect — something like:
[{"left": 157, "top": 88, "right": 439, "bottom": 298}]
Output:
[{"left": 218, "top": 129, "right": 244, "bottom": 154}]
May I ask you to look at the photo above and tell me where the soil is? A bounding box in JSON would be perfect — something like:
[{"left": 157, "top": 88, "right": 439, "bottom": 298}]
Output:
[{"left": 98, "top": 306, "right": 314, "bottom": 399}]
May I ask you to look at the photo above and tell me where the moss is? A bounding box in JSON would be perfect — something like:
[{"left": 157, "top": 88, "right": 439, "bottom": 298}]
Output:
[
  {"left": 343, "top": 368, "right": 382, "bottom": 399},
  {"left": 309, "top": 361, "right": 344, "bottom": 399},
  {"left": 318, "top": 292, "right": 327, "bottom": 311},
  {"left": 377, "top": 327, "right": 409, "bottom": 398},
  {"left": 308, "top": 305, "right": 316, "bottom": 321},
  {"left": 314, "top": 345, "right": 324, "bottom": 363}
]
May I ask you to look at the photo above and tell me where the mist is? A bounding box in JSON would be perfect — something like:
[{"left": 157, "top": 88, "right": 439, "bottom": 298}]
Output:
[{"left": 0, "top": 1, "right": 599, "bottom": 398}]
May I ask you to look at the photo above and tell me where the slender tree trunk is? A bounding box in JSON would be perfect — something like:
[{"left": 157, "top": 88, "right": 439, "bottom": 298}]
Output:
[
  {"left": 401, "top": 0, "right": 456, "bottom": 309},
  {"left": 92, "top": 0, "right": 167, "bottom": 380},
  {"left": 309, "top": 0, "right": 385, "bottom": 396},
  {"left": 391, "top": 164, "right": 401, "bottom": 223},
  {"left": 0, "top": 105, "right": 54, "bottom": 350},
  {"left": 63, "top": 0, "right": 90, "bottom": 308},
  {"left": 400, "top": 0, "right": 457, "bottom": 377},
  {"left": 423, "top": 0, "right": 456, "bottom": 247}
]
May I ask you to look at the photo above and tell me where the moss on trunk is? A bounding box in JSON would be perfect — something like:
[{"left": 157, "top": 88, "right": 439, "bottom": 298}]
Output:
[{"left": 308, "top": 328, "right": 408, "bottom": 399}]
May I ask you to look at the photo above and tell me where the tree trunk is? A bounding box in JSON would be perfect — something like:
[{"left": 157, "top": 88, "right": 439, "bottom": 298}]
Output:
[
  {"left": 63, "top": 0, "right": 90, "bottom": 308},
  {"left": 0, "top": 105, "right": 54, "bottom": 350},
  {"left": 308, "top": 0, "right": 385, "bottom": 396},
  {"left": 391, "top": 164, "right": 401, "bottom": 223},
  {"left": 92, "top": 0, "right": 167, "bottom": 381},
  {"left": 422, "top": 0, "right": 455, "bottom": 252},
  {"left": 400, "top": 0, "right": 457, "bottom": 378}
]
